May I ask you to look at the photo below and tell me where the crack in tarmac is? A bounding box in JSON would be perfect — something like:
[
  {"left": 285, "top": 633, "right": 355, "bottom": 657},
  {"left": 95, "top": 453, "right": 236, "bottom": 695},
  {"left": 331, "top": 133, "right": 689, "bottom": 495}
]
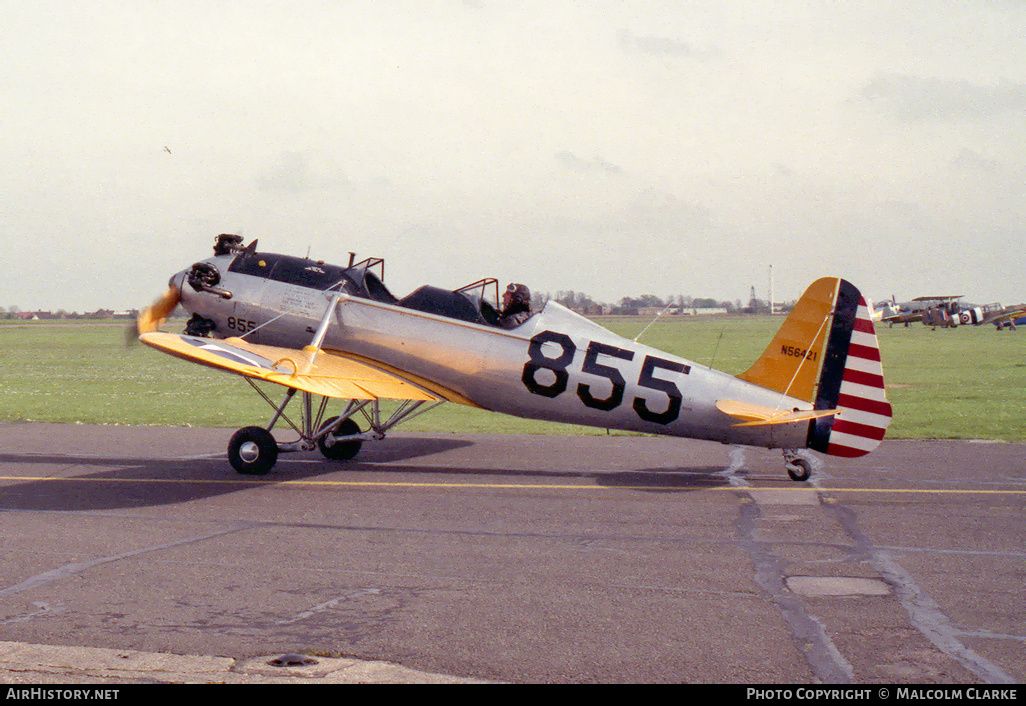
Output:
[{"left": 729, "top": 444, "right": 1016, "bottom": 683}]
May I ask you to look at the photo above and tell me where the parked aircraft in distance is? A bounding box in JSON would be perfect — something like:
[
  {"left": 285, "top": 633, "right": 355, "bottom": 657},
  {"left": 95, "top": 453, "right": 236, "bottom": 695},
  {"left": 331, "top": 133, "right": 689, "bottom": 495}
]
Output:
[
  {"left": 880, "top": 295, "right": 1026, "bottom": 330},
  {"left": 972, "top": 303, "right": 1026, "bottom": 330},
  {"left": 138, "top": 234, "right": 893, "bottom": 481},
  {"left": 874, "top": 297, "right": 922, "bottom": 327}
]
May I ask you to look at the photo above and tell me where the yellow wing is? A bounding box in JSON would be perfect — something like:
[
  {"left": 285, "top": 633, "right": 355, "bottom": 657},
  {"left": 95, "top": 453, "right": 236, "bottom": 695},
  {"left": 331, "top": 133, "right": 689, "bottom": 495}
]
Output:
[{"left": 139, "top": 332, "right": 442, "bottom": 402}]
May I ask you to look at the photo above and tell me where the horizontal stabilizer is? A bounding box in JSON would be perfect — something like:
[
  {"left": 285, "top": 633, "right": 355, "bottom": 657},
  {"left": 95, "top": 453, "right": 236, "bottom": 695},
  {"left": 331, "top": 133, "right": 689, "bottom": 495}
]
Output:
[{"left": 716, "top": 399, "right": 839, "bottom": 427}]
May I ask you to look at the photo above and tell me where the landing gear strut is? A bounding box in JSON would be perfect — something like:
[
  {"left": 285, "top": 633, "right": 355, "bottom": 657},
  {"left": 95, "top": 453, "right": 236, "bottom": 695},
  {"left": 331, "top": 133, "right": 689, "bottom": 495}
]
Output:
[
  {"left": 783, "top": 450, "right": 812, "bottom": 482},
  {"left": 225, "top": 380, "right": 443, "bottom": 475}
]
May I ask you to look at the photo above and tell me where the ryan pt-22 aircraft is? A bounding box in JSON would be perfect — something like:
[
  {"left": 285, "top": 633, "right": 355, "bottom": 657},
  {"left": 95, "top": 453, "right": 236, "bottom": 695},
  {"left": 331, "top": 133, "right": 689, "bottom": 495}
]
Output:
[{"left": 138, "top": 234, "right": 893, "bottom": 481}]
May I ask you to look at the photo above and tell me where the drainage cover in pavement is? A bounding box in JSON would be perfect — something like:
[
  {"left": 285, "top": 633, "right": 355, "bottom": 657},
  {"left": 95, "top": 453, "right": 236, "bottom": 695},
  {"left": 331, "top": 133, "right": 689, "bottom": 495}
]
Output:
[
  {"left": 268, "top": 653, "right": 320, "bottom": 667},
  {"left": 786, "top": 576, "right": 891, "bottom": 597}
]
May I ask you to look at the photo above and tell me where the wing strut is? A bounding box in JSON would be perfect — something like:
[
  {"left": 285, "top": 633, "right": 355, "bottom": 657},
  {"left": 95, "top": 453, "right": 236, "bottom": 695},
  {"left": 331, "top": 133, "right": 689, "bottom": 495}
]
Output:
[{"left": 302, "top": 290, "right": 344, "bottom": 368}]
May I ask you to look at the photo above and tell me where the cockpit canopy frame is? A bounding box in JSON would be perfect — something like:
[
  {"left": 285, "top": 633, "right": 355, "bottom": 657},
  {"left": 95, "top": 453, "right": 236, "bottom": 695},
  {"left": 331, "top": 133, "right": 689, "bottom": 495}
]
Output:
[{"left": 221, "top": 242, "right": 511, "bottom": 327}]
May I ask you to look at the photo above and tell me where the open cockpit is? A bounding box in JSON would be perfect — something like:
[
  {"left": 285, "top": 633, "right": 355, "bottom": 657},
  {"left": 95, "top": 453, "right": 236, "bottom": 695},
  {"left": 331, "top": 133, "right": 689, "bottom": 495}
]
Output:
[{"left": 201, "top": 234, "right": 520, "bottom": 328}]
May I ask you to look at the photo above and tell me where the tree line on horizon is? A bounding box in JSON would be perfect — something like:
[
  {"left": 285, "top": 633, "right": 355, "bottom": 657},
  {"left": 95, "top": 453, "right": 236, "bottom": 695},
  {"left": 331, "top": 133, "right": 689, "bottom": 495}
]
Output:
[
  {"left": 3, "top": 289, "right": 788, "bottom": 321},
  {"left": 539, "top": 291, "right": 783, "bottom": 316}
]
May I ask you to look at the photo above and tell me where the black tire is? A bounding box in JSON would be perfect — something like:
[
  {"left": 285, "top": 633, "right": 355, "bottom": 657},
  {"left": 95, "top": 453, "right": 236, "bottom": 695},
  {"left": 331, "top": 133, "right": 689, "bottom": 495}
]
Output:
[
  {"left": 787, "top": 458, "right": 812, "bottom": 482},
  {"left": 228, "top": 426, "right": 278, "bottom": 475},
  {"left": 317, "top": 417, "right": 363, "bottom": 460}
]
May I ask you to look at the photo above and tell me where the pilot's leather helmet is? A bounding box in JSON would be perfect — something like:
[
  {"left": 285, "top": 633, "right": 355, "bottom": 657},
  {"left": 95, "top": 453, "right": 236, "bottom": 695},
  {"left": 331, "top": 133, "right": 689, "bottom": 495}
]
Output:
[{"left": 506, "top": 283, "right": 531, "bottom": 305}]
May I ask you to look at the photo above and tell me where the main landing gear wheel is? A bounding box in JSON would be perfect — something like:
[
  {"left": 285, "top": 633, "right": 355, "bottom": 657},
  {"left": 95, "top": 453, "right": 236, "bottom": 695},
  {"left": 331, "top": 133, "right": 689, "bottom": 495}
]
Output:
[
  {"left": 228, "top": 426, "right": 279, "bottom": 475},
  {"left": 317, "top": 417, "right": 363, "bottom": 460}
]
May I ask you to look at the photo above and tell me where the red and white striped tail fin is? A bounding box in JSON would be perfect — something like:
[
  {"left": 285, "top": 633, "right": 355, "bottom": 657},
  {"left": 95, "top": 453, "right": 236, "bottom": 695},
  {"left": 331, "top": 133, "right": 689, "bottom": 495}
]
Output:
[{"left": 809, "top": 283, "right": 893, "bottom": 458}]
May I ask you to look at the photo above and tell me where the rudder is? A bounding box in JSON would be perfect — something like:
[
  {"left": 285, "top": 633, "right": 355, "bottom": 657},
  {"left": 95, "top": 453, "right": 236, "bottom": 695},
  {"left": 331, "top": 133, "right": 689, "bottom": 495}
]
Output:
[
  {"left": 807, "top": 280, "right": 893, "bottom": 457},
  {"left": 737, "top": 277, "right": 893, "bottom": 457}
]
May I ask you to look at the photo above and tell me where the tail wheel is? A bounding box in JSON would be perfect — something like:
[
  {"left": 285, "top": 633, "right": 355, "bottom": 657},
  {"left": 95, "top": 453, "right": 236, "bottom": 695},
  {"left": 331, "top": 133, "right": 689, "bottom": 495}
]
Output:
[
  {"left": 317, "top": 417, "right": 363, "bottom": 460},
  {"left": 228, "top": 426, "right": 278, "bottom": 475},
  {"left": 786, "top": 458, "right": 812, "bottom": 482}
]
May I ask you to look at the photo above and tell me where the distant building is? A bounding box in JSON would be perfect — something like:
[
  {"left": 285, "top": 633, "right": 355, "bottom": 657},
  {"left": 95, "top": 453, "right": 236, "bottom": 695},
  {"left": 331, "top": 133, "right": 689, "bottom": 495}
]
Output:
[{"left": 637, "top": 306, "right": 680, "bottom": 317}]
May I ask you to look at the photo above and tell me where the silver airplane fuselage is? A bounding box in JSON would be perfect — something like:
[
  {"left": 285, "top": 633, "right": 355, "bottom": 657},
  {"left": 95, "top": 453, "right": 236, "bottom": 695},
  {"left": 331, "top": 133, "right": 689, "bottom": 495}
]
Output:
[{"left": 171, "top": 252, "right": 810, "bottom": 451}]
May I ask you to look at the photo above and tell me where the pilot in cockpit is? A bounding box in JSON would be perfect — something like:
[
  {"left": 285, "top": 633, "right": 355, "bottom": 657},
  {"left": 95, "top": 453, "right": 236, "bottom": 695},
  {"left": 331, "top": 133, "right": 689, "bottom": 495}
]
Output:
[{"left": 498, "top": 283, "right": 532, "bottom": 329}]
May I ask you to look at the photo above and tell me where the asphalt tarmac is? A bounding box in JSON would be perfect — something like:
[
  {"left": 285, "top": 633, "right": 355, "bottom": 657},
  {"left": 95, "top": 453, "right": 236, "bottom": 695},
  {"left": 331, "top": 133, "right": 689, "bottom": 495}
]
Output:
[{"left": 0, "top": 422, "right": 1022, "bottom": 684}]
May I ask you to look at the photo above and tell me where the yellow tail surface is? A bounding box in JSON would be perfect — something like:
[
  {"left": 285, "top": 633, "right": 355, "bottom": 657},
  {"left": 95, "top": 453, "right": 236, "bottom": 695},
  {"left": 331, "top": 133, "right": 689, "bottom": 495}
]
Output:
[{"left": 736, "top": 277, "right": 840, "bottom": 402}]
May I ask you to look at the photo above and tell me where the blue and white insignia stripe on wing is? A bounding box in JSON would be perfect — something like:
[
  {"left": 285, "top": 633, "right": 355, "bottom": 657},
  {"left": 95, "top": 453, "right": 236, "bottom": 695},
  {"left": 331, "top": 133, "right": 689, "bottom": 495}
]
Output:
[{"left": 182, "top": 336, "right": 285, "bottom": 372}]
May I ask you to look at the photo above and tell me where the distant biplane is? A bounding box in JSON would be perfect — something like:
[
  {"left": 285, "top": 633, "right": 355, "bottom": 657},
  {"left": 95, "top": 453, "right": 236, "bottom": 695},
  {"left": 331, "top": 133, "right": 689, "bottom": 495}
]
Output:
[
  {"left": 138, "top": 234, "right": 893, "bottom": 481},
  {"left": 880, "top": 295, "right": 1026, "bottom": 330}
]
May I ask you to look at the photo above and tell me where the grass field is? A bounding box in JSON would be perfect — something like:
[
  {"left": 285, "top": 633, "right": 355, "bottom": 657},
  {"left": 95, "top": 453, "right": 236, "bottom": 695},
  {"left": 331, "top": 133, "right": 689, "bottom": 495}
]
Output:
[{"left": 1, "top": 317, "right": 1024, "bottom": 440}]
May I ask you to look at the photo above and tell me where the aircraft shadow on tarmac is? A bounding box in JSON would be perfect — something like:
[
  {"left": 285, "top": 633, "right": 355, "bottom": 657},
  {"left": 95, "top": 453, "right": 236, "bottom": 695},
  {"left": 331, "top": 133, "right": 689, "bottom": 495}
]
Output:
[
  {"left": 357, "top": 437, "right": 736, "bottom": 492},
  {"left": 0, "top": 437, "right": 732, "bottom": 513},
  {"left": 594, "top": 468, "right": 735, "bottom": 491}
]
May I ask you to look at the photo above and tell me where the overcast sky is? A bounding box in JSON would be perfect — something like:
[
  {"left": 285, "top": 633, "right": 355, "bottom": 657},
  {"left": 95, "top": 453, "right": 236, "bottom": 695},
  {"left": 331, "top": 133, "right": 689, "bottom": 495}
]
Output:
[{"left": 3, "top": 1, "right": 1024, "bottom": 312}]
